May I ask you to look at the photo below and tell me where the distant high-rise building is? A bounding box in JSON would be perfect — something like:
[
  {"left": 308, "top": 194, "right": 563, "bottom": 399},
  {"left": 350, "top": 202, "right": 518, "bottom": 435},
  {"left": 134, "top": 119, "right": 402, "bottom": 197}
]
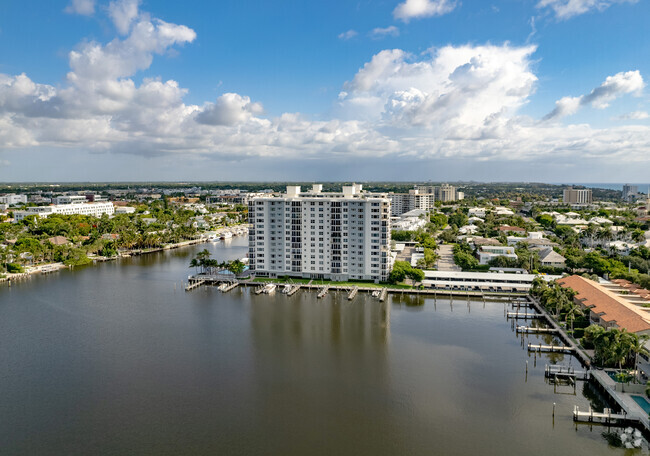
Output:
[
  {"left": 389, "top": 188, "right": 435, "bottom": 217},
  {"left": 563, "top": 187, "right": 592, "bottom": 204},
  {"left": 622, "top": 184, "right": 638, "bottom": 202},
  {"left": 248, "top": 184, "right": 392, "bottom": 282},
  {"left": 433, "top": 184, "right": 463, "bottom": 203}
]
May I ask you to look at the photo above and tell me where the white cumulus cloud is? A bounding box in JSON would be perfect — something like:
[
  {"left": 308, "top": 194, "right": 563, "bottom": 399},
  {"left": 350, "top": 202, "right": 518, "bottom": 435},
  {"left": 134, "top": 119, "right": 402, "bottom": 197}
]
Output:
[
  {"left": 108, "top": 0, "right": 141, "bottom": 35},
  {"left": 393, "top": 0, "right": 456, "bottom": 22},
  {"left": 536, "top": 0, "right": 638, "bottom": 20},
  {"left": 617, "top": 111, "right": 649, "bottom": 120},
  {"left": 64, "top": 0, "right": 95, "bottom": 16},
  {"left": 338, "top": 30, "right": 357, "bottom": 40},
  {"left": 196, "top": 93, "right": 264, "bottom": 126},
  {"left": 369, "top": 26, "right": 400, "bottom": 39},
  {"left": 544, "top": 70, "right": 644, "bottom": 120}
]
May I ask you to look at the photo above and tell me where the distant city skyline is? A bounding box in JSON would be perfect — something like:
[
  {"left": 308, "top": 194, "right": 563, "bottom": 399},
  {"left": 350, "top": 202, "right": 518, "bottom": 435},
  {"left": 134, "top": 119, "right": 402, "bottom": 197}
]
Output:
[{"left": 1, "top": 0, "right": 649, "bottom": 182}]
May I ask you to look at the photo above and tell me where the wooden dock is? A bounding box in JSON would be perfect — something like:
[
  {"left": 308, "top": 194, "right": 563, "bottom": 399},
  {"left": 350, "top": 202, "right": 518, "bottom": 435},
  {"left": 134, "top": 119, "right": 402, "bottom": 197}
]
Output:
[
  {"left": 516, "top": 326, "right": 558, "bottom": 334},
  {"left": 545, "top": 364, "right": 589, "bottom": 380},
  {"left": 348, "top": 286, "right": 358, "bottom": 301},
  {"left": 255, "top": 285, "right": 266, "bottom": 295},
  {"left": 286, "top": 284, "right": 301, "bottom": 296},
  {"left": 222, "top": 282, "right": 239, "bottom": 292},
  {"left": 379, "top": 288, "right": 388, "bottom": 302},
  {"left": 573, "top": 406, "right": 636, "bottom": 424},
  {"left": 528, "top": 343, "right": 574, "bottom": 353},
  {"left": 317, "top": 285, "right": 330, "bottom": 299},
  {"left": 185, "top": 279, "right": 205, "bottom": 291},
  {"left": 507, "top": 312, "right": 543, "bottom": 319}
]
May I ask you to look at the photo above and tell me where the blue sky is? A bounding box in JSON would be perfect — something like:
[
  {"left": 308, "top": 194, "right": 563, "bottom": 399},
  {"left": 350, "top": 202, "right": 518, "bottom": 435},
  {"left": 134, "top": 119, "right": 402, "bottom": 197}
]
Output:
[{"left": 0, "top": 0, "right": 649, "bottom": 182}]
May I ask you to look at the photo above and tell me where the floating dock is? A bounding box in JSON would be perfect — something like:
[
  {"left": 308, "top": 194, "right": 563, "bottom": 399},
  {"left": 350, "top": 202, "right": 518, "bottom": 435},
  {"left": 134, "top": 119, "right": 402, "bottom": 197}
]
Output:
[
  {"left": 317, "top": 285, "right": 330, "bottom": 299},
  {"left": 528, "top": 343, "right": 574, "bottom": 353},
  {"left": 221, "top": 282, "right": 239, "bottom": 292},
  {"left": 286, "top": 284, "right": 301, "bottom": 296},
  {"left": 545, "top": 364, "right": 590, "bottom": 380},
  {"left": 379, "top": 288, "right": 388, "bottom": 302},
  {"left": 516, "top": 326, "right": 558, "bottom": 334},
  {"left": 348, "top": 286, "right": 358, "bottom": 301},
  {"left": 185, "top": 279, "right": 205, "bottom": 291},
  {"left": 573, "top": 406, "right": 636, "bottom": 424},
  {"left": 507, "top": 312, "right": 543, "bottom": 319}
]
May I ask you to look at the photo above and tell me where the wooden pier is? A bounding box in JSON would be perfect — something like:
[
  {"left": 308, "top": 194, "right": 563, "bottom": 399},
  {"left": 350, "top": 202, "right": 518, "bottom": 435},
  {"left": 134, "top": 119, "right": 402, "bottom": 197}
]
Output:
[
  {"left": 185, "top": 279, "right": 205, "bottom": 291},
  {"left": 317, "top": 285, "right": 330, "bottom": 299},
  {"left": 379, "top": 288, "right": 388, "bottom": 302},
  {"left": 528, "top": 343, "right": 574, "bottom": 353},
  {"left": 573, "top": 406, "right": 636, "bottom": 424},
  {"left": 255, "top": 285, "right": 266, "bottom": 295},
  {"left": 507, "top": 312, "right": 543, "bottom": 319},
  {"left": 516, "top": 326, "right": 558, "bottom": 334},
  {"left": 545, "top": 364, "right": 590, "bottom": 380},
  {"left": 286, "top": 284, "right": 301, "bottom": 296},
  {"left": 221, "top": 282, "right": 239, "bottom": 292},
  {"left": 348, "top": 286, "right": 358, "bottom": 301}
]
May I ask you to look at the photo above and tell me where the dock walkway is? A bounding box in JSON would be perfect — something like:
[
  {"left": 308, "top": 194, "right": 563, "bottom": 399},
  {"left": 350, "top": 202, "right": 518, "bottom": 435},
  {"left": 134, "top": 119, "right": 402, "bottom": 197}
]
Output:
[
  {"left": 348, "top": 286, "right": 358, "bottom": 301},
  {"left": 528, "top": 343, "right": 574, "bottom": 353},
  {"left": 573, "top": 406, "right": 635, "bottom": 424}
]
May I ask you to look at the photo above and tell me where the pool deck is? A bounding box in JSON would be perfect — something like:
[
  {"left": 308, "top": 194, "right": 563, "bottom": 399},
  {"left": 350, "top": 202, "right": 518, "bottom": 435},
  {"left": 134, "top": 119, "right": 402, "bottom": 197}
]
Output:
[{"left": 591, "top": 370, "right": 650, "bottom": 430}]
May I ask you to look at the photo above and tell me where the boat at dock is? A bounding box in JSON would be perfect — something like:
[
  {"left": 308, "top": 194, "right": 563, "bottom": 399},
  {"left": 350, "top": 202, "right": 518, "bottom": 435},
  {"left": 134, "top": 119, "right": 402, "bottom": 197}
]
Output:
[
  {"left": 262, "top": 283, "right": 276, "bottom": 294},
  {"left": 220, "top": 232, "right": 233, "bottom": 240},
  {"left": 282, "top": 284, "right": 292, "bottom": 294}
]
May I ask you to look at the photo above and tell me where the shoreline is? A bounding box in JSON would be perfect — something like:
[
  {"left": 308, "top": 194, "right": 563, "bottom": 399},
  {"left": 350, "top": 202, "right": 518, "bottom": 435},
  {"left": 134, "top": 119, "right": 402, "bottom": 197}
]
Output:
[{"left": 1, "top": 226, "right": 248, "bottom": 286}]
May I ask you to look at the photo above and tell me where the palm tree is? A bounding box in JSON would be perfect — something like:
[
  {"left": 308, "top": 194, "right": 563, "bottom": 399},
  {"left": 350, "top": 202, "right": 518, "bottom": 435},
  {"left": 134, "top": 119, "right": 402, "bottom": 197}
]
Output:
[
  {"left": 584, "top": 224, "right": 597, "bottom": 248},
  {"left": 631, "top": 334, "right": 650, "bottom": 382},
  {"left": 565, "top": 302, "right": 584, "bottom": 333}
]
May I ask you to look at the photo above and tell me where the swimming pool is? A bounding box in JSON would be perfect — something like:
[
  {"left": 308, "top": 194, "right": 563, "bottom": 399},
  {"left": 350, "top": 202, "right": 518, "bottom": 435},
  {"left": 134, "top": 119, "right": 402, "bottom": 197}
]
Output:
[{"left": 631, "top": 395, "right": 650, "bottom": 415}]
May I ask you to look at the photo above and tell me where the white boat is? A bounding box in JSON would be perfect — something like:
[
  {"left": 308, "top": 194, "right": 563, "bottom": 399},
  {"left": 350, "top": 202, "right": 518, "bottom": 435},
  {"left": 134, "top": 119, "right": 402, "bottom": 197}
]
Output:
[
  {"left": 372, "top": 290, "right": 380, "bottom": 298},
  {"left": 220, "top": 232, "right": 233, "bottom": 240},
  {"left": 263, "top": 283, "right": 276, "bottom": 294},
  {"left": 282, "top": 284, "right": 292, "bottom": 294},
  {"left": 217, "top": 283, "right": 227, "bottom": 291}
]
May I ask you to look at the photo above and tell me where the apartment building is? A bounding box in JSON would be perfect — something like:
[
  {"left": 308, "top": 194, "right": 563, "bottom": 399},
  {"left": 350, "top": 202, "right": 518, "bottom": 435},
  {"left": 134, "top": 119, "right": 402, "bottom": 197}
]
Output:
[
  {"left": 13, "top": 201, "right": 115, "bottom": 221},
  {"left": 563, "top": 187, "right": 592, "bottom": 204},
  {"left": 249, "top": 184, "right": 392, "bottom": 282},
  {"left": 0, "top": 194, "right": 27, "bottom": 206},
  {"left": 433, "top": 184, "right": 462, "bottom": 202},
  {"left": 389, "top": 189, "right": 435, "bottom": 216}
]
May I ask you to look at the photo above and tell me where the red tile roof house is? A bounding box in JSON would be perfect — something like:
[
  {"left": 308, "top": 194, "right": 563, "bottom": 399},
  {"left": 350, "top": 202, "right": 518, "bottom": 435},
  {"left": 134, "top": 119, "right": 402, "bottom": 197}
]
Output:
[
  {"left": 498, "top": 225, "right": 526, "bottom": 234},
  {"left": 558, "top": 275, "right": 650, "bottom": 335}
]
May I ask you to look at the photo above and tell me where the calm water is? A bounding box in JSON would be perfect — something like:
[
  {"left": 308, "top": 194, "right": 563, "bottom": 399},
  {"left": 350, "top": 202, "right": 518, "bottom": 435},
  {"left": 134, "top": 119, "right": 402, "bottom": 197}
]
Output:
[{"left": 0, "top": 237, "right": 643, "bottom": 455}]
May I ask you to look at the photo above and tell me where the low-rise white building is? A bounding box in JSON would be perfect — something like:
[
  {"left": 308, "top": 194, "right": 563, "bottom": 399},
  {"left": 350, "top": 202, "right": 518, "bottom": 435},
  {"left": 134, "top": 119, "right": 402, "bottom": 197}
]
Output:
[
  {"left": 54, "top": 195, "right": 88, "bottom": 205},
  {"left": 477, "top": 246, "right": 518, "bottom": 265},
  {"left": 114, "top": 206, "right": 136, "bottom": 214},
  {"left": 0, "top": 194, "right": 27, "bottom": 206},
  {"left": 13, "top": 201, "right": 115, "bottom": 221}
]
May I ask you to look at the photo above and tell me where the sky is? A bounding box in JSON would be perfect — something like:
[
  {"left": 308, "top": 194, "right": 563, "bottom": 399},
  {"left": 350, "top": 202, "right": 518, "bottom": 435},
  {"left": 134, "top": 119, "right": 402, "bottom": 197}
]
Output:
[{"left": 0, "top": 0, "right": 649, "bottom": 183}]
